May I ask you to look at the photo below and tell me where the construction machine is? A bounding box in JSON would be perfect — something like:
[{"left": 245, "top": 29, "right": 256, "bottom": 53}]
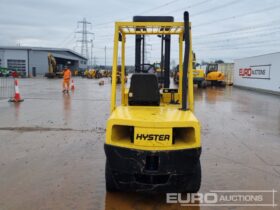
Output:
[
  {"left": 113, "top": 65, "right": 127, "bottom": 84},
  {"left": 87, "top": 69, "right": 96, "bottom": 79},
  {"left": 205, "top": 63, "right": 226, "bottom": 87},
  {"left": 153, "top": 62, "right": 166, "bottom": 85},
  {"left": 174, "top": 52, "right": 206, "bottom": 88},
  {"left": 0, "top": 67, "right": 11, "bottom": 77},
  {"left": 83, "top": 69, "right": 89, "bottom": 78},
  {"left": 192, "top": 53, "right": 206, "bottom": 88},
  {"left": 45, "top": 53, "right": 63, "bottom": 78},
  {"left": 104, "top": 11, "right": 201, "bottom": 192}
]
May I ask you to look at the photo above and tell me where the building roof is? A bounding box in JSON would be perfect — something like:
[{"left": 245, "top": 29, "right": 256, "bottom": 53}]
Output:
[
  {"left": 234, "top": 52, "right": 280, "bottom": 61},
  {"left": 0, "top": 46, "right": 87, "bottom": 60}
]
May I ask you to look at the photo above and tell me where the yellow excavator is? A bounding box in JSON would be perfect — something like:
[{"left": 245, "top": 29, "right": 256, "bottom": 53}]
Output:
[
  {"left": 192, "top": 52, "right": 206, "bottom": 88},
  {"left": 104, "top": 11, "right": 201, "bottom": 192},
  {"left": 173, "top": 52, "right": 206, "bottom": 88},
  {"left": 205, "top": 63, "right": 226, "bottom": 87},
  {"left": 45, "top": 53, "right": 63, "bottom": 78}
]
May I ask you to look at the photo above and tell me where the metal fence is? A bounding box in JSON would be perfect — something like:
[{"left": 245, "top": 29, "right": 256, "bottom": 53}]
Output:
[{"left": 0, "top": 77, "right": 14, "bottom": 100}]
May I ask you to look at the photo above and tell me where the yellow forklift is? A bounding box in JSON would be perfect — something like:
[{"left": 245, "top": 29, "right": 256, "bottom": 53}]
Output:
[{"left": 104, "top": 12, "right": 201, "bottom": 192}]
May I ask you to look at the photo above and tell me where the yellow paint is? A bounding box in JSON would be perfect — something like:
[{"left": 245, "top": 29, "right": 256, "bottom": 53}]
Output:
[
  {"left": 188, "top": 28, "right": 194, "bottom": 112},
  {"left": 106, "top": 106, "right": 201, "bottom": 151},
  {"left": 110, "top": 23, "right": 119, "bottom": 112},
  {"left": 121, "top": 36, "right": 126, "bottom": 105},
  {"left": 206, "top": 71, "right": 225, "bottom": 81},
  {"left": 193, "top": 69, "right": 205, "bottom": 79}
]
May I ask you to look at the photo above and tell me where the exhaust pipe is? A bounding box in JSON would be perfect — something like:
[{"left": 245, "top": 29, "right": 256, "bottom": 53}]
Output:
[{"left": 182, "top": 11, "right": 190, "bottom": 111}]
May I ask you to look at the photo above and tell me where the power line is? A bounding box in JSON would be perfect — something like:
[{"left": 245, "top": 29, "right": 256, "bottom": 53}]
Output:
[
  {"left": 135, "top": 0, "right": 181, "bottom": 15},
  {"left": 193, "top": 28, "right": 280, "bottom": 45},
  {"left": 194, "top": 19, "right": 280, "bottom": 37},
  {"left": 93, "top": 0, "right": 212, "bottom": 29},
  {"left": 93, "top": 0, "right": 182, "bottom": 28},
  {"left": 197, "top": 38, "right": 280, "bottom": 49},
  {"left": 194, "top": 3, "right": 280, "bottom": 28},
  {"left": 93, "top": 1, "right": 278, "bottom": 39},
  {"left": 192, "top": 0, "right": 242, "bottom": 17},
  {"left": 57, "top": 30, "right": 76, "bottom": 47},
  {"left": 157, "top": 0, "right": 212, "bottom": 15},
  {"left": 92, "top": 0, "right": 243, "bottom": 31},
  {"left": 110, "top": 26, "right": 280, "bottom": 49},
  {"left": 196, "top": 41, "right": 280, "bottom": 51}
]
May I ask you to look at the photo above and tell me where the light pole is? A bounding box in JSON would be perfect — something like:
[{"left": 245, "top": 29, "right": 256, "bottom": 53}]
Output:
[
  {"left": 104, "top": 46, "right": 107, "bottom": 70},
  {"left": 90, "top": 39, "right": 93, "bottom": 69}
]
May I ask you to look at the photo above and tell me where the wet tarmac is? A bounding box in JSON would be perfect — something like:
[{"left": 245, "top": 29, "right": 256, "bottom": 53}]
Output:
[{"left": 0, "top": 77, "right": 279, "bottom": 210}]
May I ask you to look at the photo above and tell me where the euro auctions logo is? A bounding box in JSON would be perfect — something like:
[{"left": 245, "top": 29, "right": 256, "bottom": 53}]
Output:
[
  {"left": 239, "top": 68, "right": 252, "bottom": 77},
  {"left": 239, "top": 65, "right": 271, "bottom": 79},
  {"left": 166, "top": 190, "right": 277, "bottom": 207}
]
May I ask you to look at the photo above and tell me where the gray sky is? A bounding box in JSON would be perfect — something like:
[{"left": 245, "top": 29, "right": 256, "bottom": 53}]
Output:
[{"left": 1, "top": 0, "right": 280, "bottom": 65}]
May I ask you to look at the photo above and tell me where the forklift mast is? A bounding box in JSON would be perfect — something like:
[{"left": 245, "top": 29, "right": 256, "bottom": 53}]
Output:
[{"left": 133, "top": 16, "right": 174, "bottom": 88}]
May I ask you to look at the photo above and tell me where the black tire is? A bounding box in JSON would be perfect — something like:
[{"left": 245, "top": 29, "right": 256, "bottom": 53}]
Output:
[
  {"left": 201, "top": 80, "right": 207, "bottom": 89},
  {"left": 197, "top": 81, "right": 202, "bottom": 88},
  {"left": 45, "top": 73, "right": 55, "bottom": 78},
  {"left": 105, "top": 161, "right": 118, "bottom": 192},
  {"left": 219, "top": 81, "right": 226, "bottom": 87},
  {"left": 187, "top": 160, "right": 201, "bottom": 193}
]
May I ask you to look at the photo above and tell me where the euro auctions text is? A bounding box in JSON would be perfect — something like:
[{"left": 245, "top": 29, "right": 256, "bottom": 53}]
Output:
[{"left": 166, "top": 190, "right": 277, "bottom": 207}]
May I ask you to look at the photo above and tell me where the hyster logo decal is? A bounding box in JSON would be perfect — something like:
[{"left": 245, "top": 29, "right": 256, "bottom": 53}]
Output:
[
  {"left": 239, "top": 65, "right": 271, "bottom": 79},
  {"left": 136, "top": 134, "right": 170, "bottom": 141}
]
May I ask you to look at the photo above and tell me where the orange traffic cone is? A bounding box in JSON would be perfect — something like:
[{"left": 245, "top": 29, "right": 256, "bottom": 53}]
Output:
[
  {"left": 9, "top": 79, "right": 24, "bottom": 102},
  {"left": 71, "top": 79, "right": 75, "bottom": 91}
]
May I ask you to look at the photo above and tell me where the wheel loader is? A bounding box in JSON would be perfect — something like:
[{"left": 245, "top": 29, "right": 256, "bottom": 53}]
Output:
[{"left": 104, "top": 11, "right": 201, "bottom": 193}]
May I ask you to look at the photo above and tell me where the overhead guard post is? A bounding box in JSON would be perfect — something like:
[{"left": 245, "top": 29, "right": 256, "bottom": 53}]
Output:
[{"left": 182, "top": 11, "right": 190, "bottom": 111}]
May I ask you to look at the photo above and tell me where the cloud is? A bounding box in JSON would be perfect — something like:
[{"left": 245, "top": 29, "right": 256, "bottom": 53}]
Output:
[{"left": 0, "top": 0, "right": 279, "bottom": 64}]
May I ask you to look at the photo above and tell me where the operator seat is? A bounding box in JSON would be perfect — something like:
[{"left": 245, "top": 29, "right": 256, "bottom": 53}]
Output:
[{"left": 128, "top": 73, "right": 160, "bottom": 106}]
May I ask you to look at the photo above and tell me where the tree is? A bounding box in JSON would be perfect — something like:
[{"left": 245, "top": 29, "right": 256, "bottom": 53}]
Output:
[{"left": 215, "top": 60, "right": 224, "bottom": 64}]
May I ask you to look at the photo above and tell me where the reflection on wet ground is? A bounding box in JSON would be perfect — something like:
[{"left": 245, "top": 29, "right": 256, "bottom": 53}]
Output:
[
  {"left": 105, "top": 193, "right": 200, "bottom": 210},
  {"left": 0, "top": 78, "right": 279, "bottom": 210}
]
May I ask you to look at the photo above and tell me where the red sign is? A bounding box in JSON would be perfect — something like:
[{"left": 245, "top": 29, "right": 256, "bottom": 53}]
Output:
[{"left": 239, "top": 68, "right": 252, "bottom": 77}]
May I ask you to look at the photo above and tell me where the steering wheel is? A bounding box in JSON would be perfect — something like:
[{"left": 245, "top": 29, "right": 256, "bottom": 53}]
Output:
[{"left": 139, "top": 63, "right": 156, "bottom": 73}]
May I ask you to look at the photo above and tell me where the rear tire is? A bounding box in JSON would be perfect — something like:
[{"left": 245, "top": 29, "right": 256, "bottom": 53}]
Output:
[
  {"left": 105, "top": 161, "right": 118, "bottom": 192},
  {"left": 187, "top": 160, "right": 201, "bottom": 193}
]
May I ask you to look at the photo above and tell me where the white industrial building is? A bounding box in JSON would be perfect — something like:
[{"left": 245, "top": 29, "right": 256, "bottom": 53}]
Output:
[
  {"left": 234, "top": 52, "right": 280, "bottom": 95},
  {"left": 0, "top": 46, "right": 88, "bottom": 77}
]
